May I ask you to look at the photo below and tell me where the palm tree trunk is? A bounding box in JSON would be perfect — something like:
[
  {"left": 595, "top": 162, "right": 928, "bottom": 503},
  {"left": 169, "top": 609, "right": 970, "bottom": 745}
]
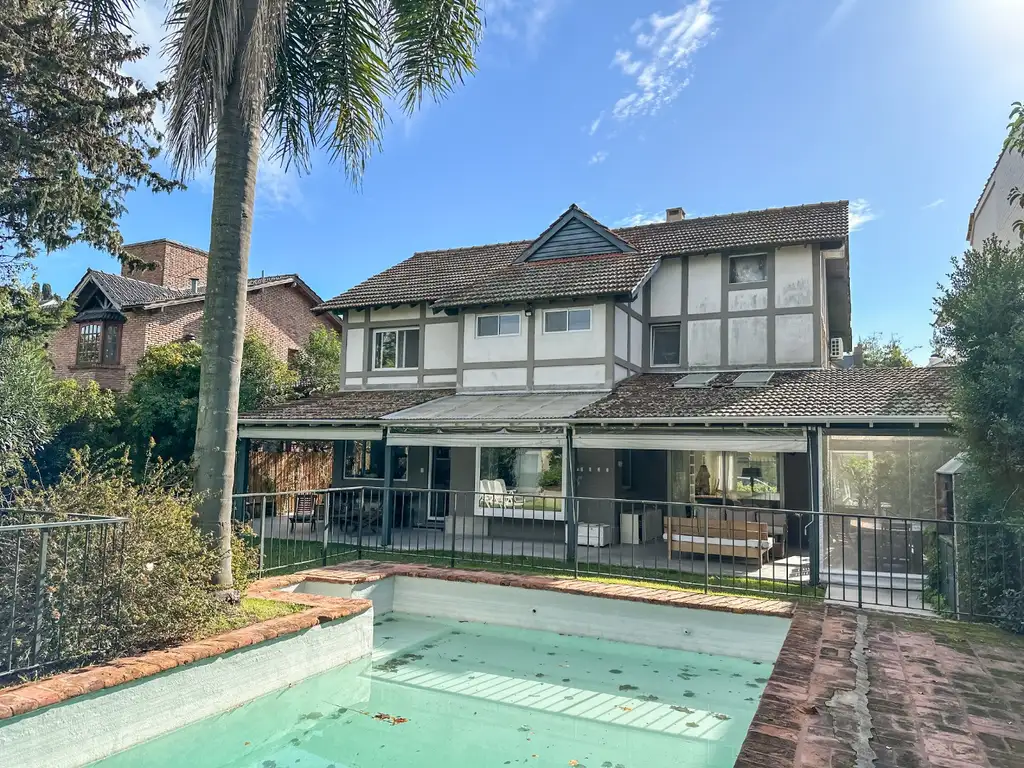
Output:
[{"left": 193, "top": 16, "right": 263, "bottom": 587}]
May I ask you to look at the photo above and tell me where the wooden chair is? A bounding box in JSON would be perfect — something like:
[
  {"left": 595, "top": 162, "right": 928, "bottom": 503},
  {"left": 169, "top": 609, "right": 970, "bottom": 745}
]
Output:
[{"left": 289, "top": 493, "right": 318, "bottom": 532}]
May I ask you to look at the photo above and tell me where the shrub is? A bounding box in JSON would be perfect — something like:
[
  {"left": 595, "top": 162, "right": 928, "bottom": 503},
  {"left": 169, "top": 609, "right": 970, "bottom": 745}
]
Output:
[{"left": 4, "top": 450, "right": 259, "bottom": 674}]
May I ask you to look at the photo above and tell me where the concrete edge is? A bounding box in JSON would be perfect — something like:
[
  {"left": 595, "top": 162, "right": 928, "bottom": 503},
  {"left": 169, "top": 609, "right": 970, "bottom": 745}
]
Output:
[{"left": 0, "top": 583, "right": 370, "bottom": 721}]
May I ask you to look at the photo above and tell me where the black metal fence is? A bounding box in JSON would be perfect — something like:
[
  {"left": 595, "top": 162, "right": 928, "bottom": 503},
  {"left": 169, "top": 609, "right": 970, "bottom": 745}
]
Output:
[
  {"left": 0, "top": 508, "right": 128, "bottom": 684},
  {"left": 232, "top": 485, "right": 1023, "bottom": 619}
]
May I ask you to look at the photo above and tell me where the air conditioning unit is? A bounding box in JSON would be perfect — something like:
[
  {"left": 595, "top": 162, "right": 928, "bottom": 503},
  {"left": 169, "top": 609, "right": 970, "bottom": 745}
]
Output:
[{"left": 829, "top": 337, "right": 845, "bottom": 360}]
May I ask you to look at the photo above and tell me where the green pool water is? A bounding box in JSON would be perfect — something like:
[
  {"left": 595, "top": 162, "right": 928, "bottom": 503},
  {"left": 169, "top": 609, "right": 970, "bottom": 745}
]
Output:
[{"left": 92, "top": 613, "right": 771, "bottom": 768}]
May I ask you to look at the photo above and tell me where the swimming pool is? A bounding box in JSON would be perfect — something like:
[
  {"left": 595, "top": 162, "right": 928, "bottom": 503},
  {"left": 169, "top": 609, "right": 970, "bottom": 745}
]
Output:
[
  {"left": 86, "top": 576, "right": 790, "bottom": 768},
  {"left": 92, "top": 611, "right": 774, "bottom": 767}
]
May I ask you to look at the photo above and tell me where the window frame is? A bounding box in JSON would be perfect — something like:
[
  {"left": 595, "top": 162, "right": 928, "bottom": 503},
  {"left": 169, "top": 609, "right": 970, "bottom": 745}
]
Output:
[
  {"left": 475, "top": 312, "right": 521, "bottom": 338},
  {"left": 728, "top": 252, "right": 768, "bottom": 285},
  {"left": 76, "top": 319, "right": 123, "bottom": 367},
  {"left": 650, "top": 323, "right": 682, "bottom": 367},
  {"left": 343, "top": 440, "right": 408, "bottom": 481},
  {"left": 372, "top": 327, "right": 420, "bottom": 370},
  {"left": 542, "top": 307, "right": 592, "bottom": 334}
]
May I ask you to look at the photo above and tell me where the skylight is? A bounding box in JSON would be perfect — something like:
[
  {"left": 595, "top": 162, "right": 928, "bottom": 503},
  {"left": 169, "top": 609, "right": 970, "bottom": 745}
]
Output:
[
  {"left": 673, "top": 373, "right": 719, "bottom": 388},
  {"left": 732, "top": 371, "right": 775, "bottom": 387}
]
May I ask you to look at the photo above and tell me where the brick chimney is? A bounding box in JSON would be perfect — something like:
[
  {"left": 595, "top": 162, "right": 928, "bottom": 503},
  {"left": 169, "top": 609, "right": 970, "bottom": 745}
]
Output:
[
  {"left": 666, "top": 207, "right": 686, "bottom": 223},
  {"left": 122, "top": 240, "right": 208, "bottom": 292}
]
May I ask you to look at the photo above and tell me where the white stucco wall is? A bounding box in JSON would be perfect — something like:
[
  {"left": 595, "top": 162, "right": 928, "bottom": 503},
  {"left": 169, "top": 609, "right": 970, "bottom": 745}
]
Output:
[
  {"left": 345, "top": 327, "right": 365, "bottom": 373},
  {"left": 774, "top": 245, "right": 814, "bottom": 309},
  {"left": 628, "top": 317, "right": 642, "bottom": 366},
  {"left": 614, "top": 307, "right": 628, "bottom": 359},
  {"left": 423, "top": 322, "right": 459, "bottom": 369},
  {"left": 462, "top": 367, "right": 527, "bottom": 389},
  {"left": 462, "top": 311, "right": 528, "bottom": 363},
  {"left": 366, "top": 375, "right": 418, "bottom": 385},
  {"left": 775, "top": 314, "right": 815, "bottom": 363},
  {"left": 728, "top": 316, "right": 768, "bottom": 365},
  {"left": 347, "top": 310, "right": 365, "bottom": 323},
  {"left": 614, "top": 364, "right": 630, "bottom": 381},
  {"left": 423, "top": 373, "right": 457, "bottom": 384},
  {"left": 971, "top": 147, "right": 1024, "bottom": 248},
  {"left": 727, "top": 288, "right": 768, "bottom": 312},
  {"left": 687, "top": 319, "right": 720, "bottom": 367},
  {"left": 650, "top": 257, "right": 682, "bottom": 316},
  {"left": 0, "top": 610, "right": 374, "bottom": 768},
  {"left": 344, "top": 377, "right": 361, "bottom": 386},
  {"left": 687, "top": 253, "right": 721, "bottom": 314},
  {"left": 369, "top": 305, "right": 421, "bottom": 322},
  {"left": 534, "top": 304, "right": 605, "bottom": 361},
  {"left": 533, "top": 364, "right": 606, "bottom": 387}
]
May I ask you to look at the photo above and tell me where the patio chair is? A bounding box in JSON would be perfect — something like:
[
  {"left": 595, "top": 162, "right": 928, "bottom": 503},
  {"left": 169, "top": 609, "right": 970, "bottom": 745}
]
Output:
[{"left": 288, "top": 493, "right": 319, "bottom": 532}]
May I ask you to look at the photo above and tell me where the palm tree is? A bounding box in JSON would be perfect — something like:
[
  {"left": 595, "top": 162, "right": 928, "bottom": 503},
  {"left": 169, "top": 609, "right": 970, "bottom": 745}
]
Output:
[{"left": 84, "top": 0, "right": 482, "bottom": 586}]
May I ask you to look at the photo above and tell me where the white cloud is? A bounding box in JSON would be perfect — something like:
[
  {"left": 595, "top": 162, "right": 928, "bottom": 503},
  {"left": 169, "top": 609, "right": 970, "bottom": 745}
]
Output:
[
  {"left": 588, "top": 150, "right": 609, "bottom": 165},
  {"left": 609, "top": 0, "right": 716, "bottom": 121},
  {"left": 820, "top": 0, "right": 858, "bottom": 37},
  {"left": 482, "top": 0, "right": 561, "bottom": 46},
  {"left": 256, "top": 157, "right": 304, "bottom": 212},
  {"left": 588, "top": 113, "right": 604, "bottom": 136},
  {"left": 848, "top": 199, "right": 876, "bottom": 232},
  {"left": 922, "top": 198, "right": 945, "bottom": 210},
  {"left": 124, "top": 0, "right": 168, "bottom": 88},
  {"left": 613, "top": 210, "right": 663, "bottom": 227}
]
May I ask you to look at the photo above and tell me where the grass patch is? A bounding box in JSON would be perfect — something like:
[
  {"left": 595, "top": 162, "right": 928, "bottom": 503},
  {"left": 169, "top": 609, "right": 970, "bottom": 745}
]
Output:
[
  {"left": 200, "top": 597, "right": 305, "bottom": 638},
  {"left": 257, "top": 539, "right": 825, "bottom": 602}
]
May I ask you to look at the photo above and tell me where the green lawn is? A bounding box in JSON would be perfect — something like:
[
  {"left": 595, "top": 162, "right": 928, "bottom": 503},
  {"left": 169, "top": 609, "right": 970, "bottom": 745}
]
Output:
[
  {"left": 256, "top": 538, "right": 824, "bottom": 601},
  {"left": 200, "top": 597, "right": 305, "bottom": 637}
]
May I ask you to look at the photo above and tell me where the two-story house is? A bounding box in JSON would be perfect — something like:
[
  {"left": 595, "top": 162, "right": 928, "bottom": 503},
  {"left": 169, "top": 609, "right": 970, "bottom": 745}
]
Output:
[
  {"left": 51, "top": 239, "right": 341, "bottom": 391},
  {"left": 967, "top": 143, "right": 1024, "bottom": 248},
  {"left": 239, "top": 201, "right": 956, "bottom": 588}
]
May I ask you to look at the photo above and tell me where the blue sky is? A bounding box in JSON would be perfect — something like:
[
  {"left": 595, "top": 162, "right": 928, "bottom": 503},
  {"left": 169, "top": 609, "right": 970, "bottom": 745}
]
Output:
[{"left": 36, "top": 0, "right": 1024, "bottom": 363}]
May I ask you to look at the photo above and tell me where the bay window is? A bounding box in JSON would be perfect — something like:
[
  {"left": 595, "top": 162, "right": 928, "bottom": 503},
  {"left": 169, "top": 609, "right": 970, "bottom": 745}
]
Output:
[{"left": 76, "top": 320, "right": 122, "bottom": 366}]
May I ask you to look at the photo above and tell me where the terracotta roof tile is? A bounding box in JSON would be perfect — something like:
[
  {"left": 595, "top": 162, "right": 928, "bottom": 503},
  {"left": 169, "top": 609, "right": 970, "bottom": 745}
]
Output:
[
  {"left": 316, "top": 201, "right": 850, "bottom": 311},
  {"left": 574, "top": 368, "right": 953, "bottom": 422}
]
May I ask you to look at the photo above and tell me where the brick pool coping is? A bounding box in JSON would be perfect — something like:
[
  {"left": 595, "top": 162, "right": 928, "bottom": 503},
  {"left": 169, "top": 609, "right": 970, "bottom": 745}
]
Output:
[
  {"left": 279, "top": 560, "right": 797, "bottom": 618},
  {"left": 0, "top": 582, "right": 370, "bottom": 722}
]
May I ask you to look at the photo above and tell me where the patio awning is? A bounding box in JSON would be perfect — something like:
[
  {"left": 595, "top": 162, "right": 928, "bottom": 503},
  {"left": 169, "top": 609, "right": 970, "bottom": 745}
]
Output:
[
  {"left": 238, "top": 425, "right": 383, "bottom": 441},
  {"left": 572, "top": 428, "right": 807, "bottom": 453},
  {"left": 383, "top": 392, "right": 604, "bottom": 423},
  {"left": 388, "top": 429, "right": 565, "bottom": 448}
]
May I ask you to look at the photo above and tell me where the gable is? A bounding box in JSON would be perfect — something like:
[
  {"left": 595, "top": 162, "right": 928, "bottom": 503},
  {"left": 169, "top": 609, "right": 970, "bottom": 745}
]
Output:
[{"left": 519, "top": 206, "right": 635, "bottom": 263}]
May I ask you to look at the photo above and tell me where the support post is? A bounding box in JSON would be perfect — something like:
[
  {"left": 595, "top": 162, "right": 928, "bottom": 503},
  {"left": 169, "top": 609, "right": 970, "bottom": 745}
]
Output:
[
  {"left": 233, "top": 437, "right": 250, "bottom": 521},
  {"left": 808, "top": 428, "right": 822, "bottom": 588},
  {"left": 382, "top": 445, "right": 394, "bottom": 548},
  {"left": 565, "top": 429, "right": 577, "bottom": 573}
]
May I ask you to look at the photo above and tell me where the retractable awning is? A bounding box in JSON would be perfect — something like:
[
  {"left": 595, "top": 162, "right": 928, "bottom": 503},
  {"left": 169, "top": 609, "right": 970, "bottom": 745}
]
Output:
[
  {"left": 387, "top": 429, "right": 565, "bottom": 448},
  {"left": 572, "top": 429, "right": 807, "bottom": 453},
  {"left": 238, "top": 425, "right": 383, "bottom": 441}
]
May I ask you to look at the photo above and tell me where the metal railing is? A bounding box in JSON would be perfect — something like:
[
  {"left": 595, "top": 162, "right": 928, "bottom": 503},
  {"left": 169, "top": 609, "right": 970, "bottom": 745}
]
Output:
[
  {"left": 0, "top": 508, "right": 128, "bottom": 684},
  {"left": 232, "top": 486, "right": 1024, "bottom": 620}
]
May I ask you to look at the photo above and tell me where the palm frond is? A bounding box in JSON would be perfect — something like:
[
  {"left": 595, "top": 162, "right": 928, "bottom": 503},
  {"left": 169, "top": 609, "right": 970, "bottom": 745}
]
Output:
[
  {"left": 312, "top": 0, "right": 390, "bottom": 183},
  {"left": 262, "top": 0, "right": 323, "bottom": 171},
  {"left": 238, "top": 0, "right": 289, "bottom": 132},
  {"left": 67, "top": 0, "right": 137, "bottom": 32},
  {"left": 164, "top": 0, "right": 245, "bottom": 177},
  {"left": 388, "top": 0, "right": 481, "bottom": 113}
]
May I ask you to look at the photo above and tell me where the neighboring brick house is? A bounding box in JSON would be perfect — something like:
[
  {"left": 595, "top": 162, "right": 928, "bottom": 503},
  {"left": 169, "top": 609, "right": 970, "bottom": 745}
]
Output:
[{"left": 51, "top": 239, "right": 341, "bottom": 391}]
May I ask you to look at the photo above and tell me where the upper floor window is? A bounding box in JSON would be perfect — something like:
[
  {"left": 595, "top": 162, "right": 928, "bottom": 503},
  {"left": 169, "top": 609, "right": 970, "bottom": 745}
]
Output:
[
  {"left": 76, "top": 320, "right": 122, "bottom": 366},
  {"left": 373, "top": 327, "right": 419, "bottom": 370},
  {"left": 729, "top": 253, "right": 767, "bottom": 284},
  {"left": 476, "top": 313, "right": 520, "bottom": 337},
  {"left": 651, "top": 323, "right": 681, "bottom": 366},
  {"left": 543, "top": 308, "right": 591, "bottom": 333}
]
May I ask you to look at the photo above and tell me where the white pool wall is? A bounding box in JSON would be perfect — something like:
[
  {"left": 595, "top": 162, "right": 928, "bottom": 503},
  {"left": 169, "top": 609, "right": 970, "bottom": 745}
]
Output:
[
  {"left": 0, "top": 607, "right": 373, "bottom": 768},
  {"left": 292, "top": 576, "right": 790, "bottom": 664}
]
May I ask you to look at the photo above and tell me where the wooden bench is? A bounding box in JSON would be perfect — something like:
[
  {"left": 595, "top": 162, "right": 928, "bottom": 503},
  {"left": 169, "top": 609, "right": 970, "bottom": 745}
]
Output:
[{"left": 664, "top": 516, "right": 772, "bottom": 565}]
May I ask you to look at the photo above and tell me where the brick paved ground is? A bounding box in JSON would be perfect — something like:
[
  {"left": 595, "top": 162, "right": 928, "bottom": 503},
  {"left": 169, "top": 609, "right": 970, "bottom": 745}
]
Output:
[{"left": 740, "top": 603, "right": 1024, "bottom": 768}]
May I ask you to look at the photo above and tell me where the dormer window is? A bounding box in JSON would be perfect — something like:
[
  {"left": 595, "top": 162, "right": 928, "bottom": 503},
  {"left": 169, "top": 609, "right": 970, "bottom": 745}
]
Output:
[
  {"left": 729, "top": 253, "right": 767, "bottom": 284},
  {"left": 189, "top": 278, "right": 200, "bottom": 292}
]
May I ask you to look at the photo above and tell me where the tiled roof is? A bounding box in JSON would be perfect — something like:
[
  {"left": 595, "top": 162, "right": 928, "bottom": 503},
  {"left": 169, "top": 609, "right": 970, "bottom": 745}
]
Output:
[
  {"left": 574, "top": 368, "right": 953, "bottom": 422},
  {"left": 317, "top": 201, "right": 849, "bottom": 311},
  {"left": 239, "top": 388, "right": 455, "bottom": 422},
  {"left": 86, "top": 271, "right": 306, "bottom": 309},
  {"left": 88, "top": 270, "right": 181, "bottom": 307},
  {"left": 431, "top": 251, "right": 660, "bottom": 307}
]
